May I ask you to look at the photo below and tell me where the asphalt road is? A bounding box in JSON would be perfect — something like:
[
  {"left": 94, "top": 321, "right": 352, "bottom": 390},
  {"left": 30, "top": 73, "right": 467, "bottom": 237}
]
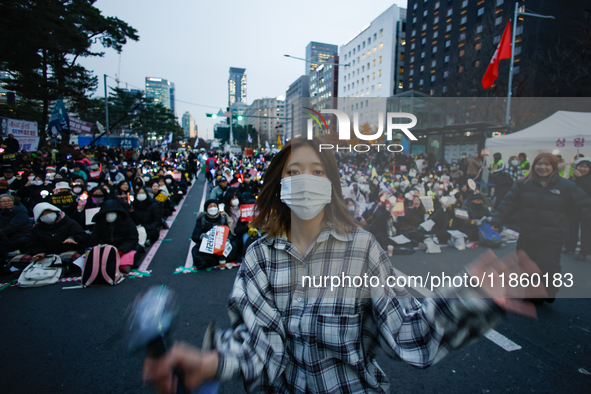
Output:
[{"left": 1, "top": 177, "right": 590, "bottom": 393}]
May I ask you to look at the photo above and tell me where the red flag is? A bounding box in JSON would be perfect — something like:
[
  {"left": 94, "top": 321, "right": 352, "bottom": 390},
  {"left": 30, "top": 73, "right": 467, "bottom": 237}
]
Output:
[{"left": 481, "top": 20, "right": 512, "bottom": 89}]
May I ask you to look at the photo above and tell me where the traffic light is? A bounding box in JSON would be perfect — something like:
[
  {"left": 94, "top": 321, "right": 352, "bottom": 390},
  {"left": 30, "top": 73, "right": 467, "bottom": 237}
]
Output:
[
  {"left": 206, "top": 113, "right": 217, "bottom": 118},
  {"left": 237, "top": 115, "right": 243, "bottom": 121}
]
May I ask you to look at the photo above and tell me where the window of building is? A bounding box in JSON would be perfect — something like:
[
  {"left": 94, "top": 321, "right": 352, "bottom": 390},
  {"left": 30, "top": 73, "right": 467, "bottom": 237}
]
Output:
[
  {"left": 410, "top": 56, "right": 414, "bottom": 62},
  {"left": 373, "top": 59, "right": 376, "bottom": 66},
  {"left": 371, "top": 85, "right": 375, "bottom": 92},
  {"left": 378, "top": 82, "right": 382, "bottom": 90},
  {"left": 493, "top": 34, "right": 501, "bottom": 44},
  {"left": 434, "top": 16, "right": 439, "bottom": 24},
  {"left": 379, "top": 56, "right": 382, "bottom": 64},
  {"left": 446, "top": 24, "right": 452, "bottom": 32},
  {"left": 413, "top": 3, "right": 418, "bottom": 10},
  {"left": 461, "top": 16, "right": 467, "bottom": 24},
  {"left": 368, "top": 37, "right": 371, "bottom": 45},
  {"left": 409, "top": 82, "right": 414, "bottom": 88},
  {"left": 380, "top": 28, "right": 383, "bottom": 37},
  {"left": 419, "top": 79, "right": 424, "bottom": 86},
  {"left": 435, "top": 1, "right": 440, "bottom": 9},
  {"left": 477, "top": 7, "right": 484, "bottom": 16},
  {"left": 412, "top": 29, "right": 416, "bottom": 37},
  {"left": 433, "top": 31, "right": 439, "bottom": 39},
  {"left": 475, "top": 42, "right": 482, "bottom": 50},
  {"left": 444, "top": 55, "right": 450, "bottom": 63},
  {"left": 458, "top": 65, "right": 464, "bottom": 73},
  {"left": 358, "top": 45, "right": 361, "bottom": 51},
  {"left": 399, "top": 67, "right": 404, "bottom": 75},
  {"left": 374, "top": 33, "right": 377, "bottom": 40},
  {"left": 400, "top": 53, "right": 405, "bottom": 61},
  {"left": 462, "top": 0, "right": 468, "bottom": 8},
  {"left": 459, "top": 33, "right": 466, "bottom": 41},
  {"left": 372, "top": 72, "right": 375, "bottom": 79},
  {"left": 420, "top": 37, "right": 425, "bottom": 45},
  {"left": 459, "top": 49, "right": 465, "bottom": 57},
  {"left": 514, "top": 46, "right": 521, "bottom": 55},
  {"left": 410, "top": 69, "right": 414, "bottom": 76},
  {"left": 421, "top": 51, "right": 425, "bottom": 59},
  {"left": 431, "top": 75, "right": 436, "bottom": 82},
  {"left": 362, "top": 41, "right": 365, "bottom": 48},
  {"left": 447, "top": 8, "right": 453, "bottom": 16},
  {"left": 476, "top": 24, "right": 483, "bottom": 33},
  {"left": 411, "top": 42, "right": 416, "bottom": 50},
  {"left": 513, "top": 66, "right": 520, "bottom": 74},
  {"left": 432, "top": 46, "right": 438, "bottom": 53},
  {"left": 399, "top": 81, "right": 403, "bottom": 89},
  {"left": 353, "top": 48, "right": 356, "bottom": 54},
  {"left": 445, "top": 39, "right": 451, "bottom": 47},
  {"left": 495, "top": 16, "right": 503, "bottom": 25},
  {"left": 362, "top": 53, "right": 365, "bottom": 60},
  {"left": 379, "top": 42, "right": 383, "bottom": 50},
  {"left": 420, "top": 65, "right": 425, "bottom": 72},
  {"left": 413, "top": 16, "right": 417, "bottom": 24},
  {"left": 431, "top": 60, "right": 436, "bottom": 68},
  {"left": 378, "top": 69, "right": 382, "bottom": 77},
  {"left": 496, "top": 0, "right": 504, "bottom": 5},
  {"left": 423, "top": 9, "right": 428, "bottom": 17},
  {"left": 362, "top": 65, "right": 365, "bottom": 72},
  {"left": 422, "top": 23, "right": 427, "bottom": 30},
  {"left": 516, "top": 25, "right": 523, "bottom": 35},
  {"left": 443, "top": 70, "right": 449, "bottom": 78},
  {"left": 401, "top": 38, "right": 406, "bottom": 46},
  {"left": 474, "top": 60, "right": 480, "bottom": 67},
  {"left": 367, "top": 50, "right": 370, "bottom": 57},
  {"left": 442, "top": 85, "right": 447, "bottom": 93}
]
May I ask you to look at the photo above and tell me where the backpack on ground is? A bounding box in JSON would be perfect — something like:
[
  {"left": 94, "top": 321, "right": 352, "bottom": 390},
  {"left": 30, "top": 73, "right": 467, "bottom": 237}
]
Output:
[
  {"left": 478, "top": 222, "right": 503, "bottom": 248},
  {"left": 17, "top": 255, "right": 62, "bottom": 288},
  {"left": 81, "top": 245, "right": 124, "bottom": 287}
]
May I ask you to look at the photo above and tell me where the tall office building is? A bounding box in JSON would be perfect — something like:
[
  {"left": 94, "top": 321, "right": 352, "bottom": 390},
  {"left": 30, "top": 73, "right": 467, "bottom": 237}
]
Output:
[
  {"left": 145, "top": 77, "right": 173, "bottom": 111},
  {"left": 228, "top": 67, "right": 247, "bottom": 107},
  {"left": 402, "top": 0, "right": 589, "bottom": 97},
  {"left": 0, "top": 71, "right": 12, "bottom": 104},
  {"left": 305, "top": 42, "right": 339, "bottom": 76},
  {"left": 337, "top": 4, "right": 407, "bottom": 131},
  {"left": 169, "top": 82, "right": 175, "bottom": 115},
  {"left": 309, "top": 56, "right": 339, "bottom": 134},
  {"left": 244, "top": 97, "right": 285, "bottom": 143},
  {"left": 285, "top": 75, "right": 310, "bottom": 139},
  {"left": 182, "top": 111, "right": 196, "bottom": 139}
]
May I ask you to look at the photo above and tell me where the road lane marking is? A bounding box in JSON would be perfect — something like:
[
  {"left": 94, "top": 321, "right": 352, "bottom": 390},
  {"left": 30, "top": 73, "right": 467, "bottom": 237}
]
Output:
[
  {"left": 391, "top": 266, "right": 521, "bottom": 352},
  {"left": 184, "top": 183, "right": 208, "bottom": 269}
]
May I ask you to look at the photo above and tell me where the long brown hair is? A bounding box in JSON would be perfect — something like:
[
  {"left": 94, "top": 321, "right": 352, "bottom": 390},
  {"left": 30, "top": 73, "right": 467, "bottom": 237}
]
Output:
[
  {"left": 522, "top": 152, "right": 558, "bottom": 186},
  {"left": 251, "top": 136, "right": 356, "bottom": 237}
]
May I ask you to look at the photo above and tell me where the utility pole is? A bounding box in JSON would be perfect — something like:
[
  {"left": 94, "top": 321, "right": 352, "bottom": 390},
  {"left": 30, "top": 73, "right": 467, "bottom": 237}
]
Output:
[{"left": 104, "top": 74, "right": 110, "bottom": 147}]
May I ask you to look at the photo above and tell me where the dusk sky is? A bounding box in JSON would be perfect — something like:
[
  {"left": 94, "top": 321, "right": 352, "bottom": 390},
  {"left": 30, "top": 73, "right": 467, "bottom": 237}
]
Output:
[{"left": 80, "top": 0, "right": 407, "bottom": 139}]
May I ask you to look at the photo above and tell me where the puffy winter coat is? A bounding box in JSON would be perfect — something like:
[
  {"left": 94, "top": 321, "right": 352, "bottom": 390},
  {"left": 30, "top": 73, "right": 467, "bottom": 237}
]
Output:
[
  {"left": 131, "top": 197, "right": 162, "bottom": 232},
  {"left": 492, "top": 174, "right": 591, "bottom": 241},
  {"left": 26, "top": 215, "right": 89, "bottom": 255},
  {"left": 89, "top": 200, "right": 139, "bottom": 254},
  {"left": 0, "top": 203, "right": 32, "bottom": 241}
]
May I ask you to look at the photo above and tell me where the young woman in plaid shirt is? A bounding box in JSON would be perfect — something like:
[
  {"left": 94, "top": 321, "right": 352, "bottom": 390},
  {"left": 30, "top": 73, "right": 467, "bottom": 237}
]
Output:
[{"left": 143, "top": 137, "right": 544, "bottom": 394}]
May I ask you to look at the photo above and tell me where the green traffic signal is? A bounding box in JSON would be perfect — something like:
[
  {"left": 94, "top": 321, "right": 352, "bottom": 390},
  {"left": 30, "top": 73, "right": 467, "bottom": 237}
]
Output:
[
  {"left": 237, "top": 115, "right": 243, "bottom": 121},
  {"left": 206, "top": 113, "right": 217, "bottom": 118}
]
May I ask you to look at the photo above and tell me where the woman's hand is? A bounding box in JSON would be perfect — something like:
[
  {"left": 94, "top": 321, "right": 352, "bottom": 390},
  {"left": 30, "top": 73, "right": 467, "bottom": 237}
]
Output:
[
  {"left": 63, "top": 237, "right": 78, "bottom": 244},
  {"left": 143, "top": 343, "right": 219, "bottom": 394},
  {"left": 32, "top": 253, "right": 46, "bottom": 261},
  {"left": 466, "top": 250, "right": 547, "bottom": 318}
]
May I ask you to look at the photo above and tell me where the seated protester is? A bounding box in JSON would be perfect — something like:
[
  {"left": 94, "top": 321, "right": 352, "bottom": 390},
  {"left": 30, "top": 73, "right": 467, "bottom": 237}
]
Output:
[
  {"left": 130, "top": 187, "right": 163, "bottom": 246},
  {"left": 85, "top": 185, "right": 112, "bottom": 210},
  {"left": 392, "top": 195, "right": 428, "bottom": 245},
  {"left": 47, "top": 181, "right": 83, "bottom": 225},
  {"left": 89, "top": 200, "right": 140, "bottom": 273},
  {"left": 209, "top": 176, "right": 229, "bottom": 203},
  {"left": 430, "top": 196, "right": 455, "bottom": 244},
  {"left": 164, "top": 175, "right": 182, "bottom": 204},
  {"left": 112, "top": 180, "right": 134, "bottom": 210},
  {"left": 0, "top": 194, "right": 32, "bottom": 274},
  {"left": 0, "top": 179, "right": 10, "bottom": 195},
  {"left": 460, "top": 193, "right": 492, "bottom": 241},
  {"left": 222, "top": 190, "right": 249, "bottom": 257},
  {"left": 133, "top": 175, "right": 147, "bottom": 191},
  {"left": 172, "top": 169, "right": 189, "bottom": 193},
  {"left": 25, "top": 203, "right": 89, "bottom": 276},
  {"left": 150, "top": 181, "right": 174, "bottom": 218},
  {"left": 363, "top": 191, "right": 396, "bottom": 249},
  {"left": 107, "top": 165, "right": 125, "bottom": 185},
  {"left": 71, "top": 179, "right": 87, "bottom": 198},
  {"left": 70, "top": 162, "right": 88, "bottom": 181},
  {"left": 17, "top": 174, "right": 49, "bottom": 215},
  {"left": 1, "top": 167, "right": 24, "bottom": 191},
  {"left": 344, "top": 197, "right": 363, "bottom": 226},
  {"left": 191, "top": 199, "right": 237, "bottom": 270},
  {"left": 238, "top": 173, "right": 258, "bottom": 200}
]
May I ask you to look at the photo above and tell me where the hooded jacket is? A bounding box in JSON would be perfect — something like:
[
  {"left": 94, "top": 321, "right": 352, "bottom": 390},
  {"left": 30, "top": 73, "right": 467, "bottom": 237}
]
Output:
[
  {"left": 26, "top": 203, "right": 89, "bottom": 255},
  {"left": 131, "top": 194, "right": 162, "bottom": 231},
  {"left": 0, "top": 202, "right": 31, "bottom": 241},
  {"left": 89, "top": 200, "right": 139, "bottom": 254},
  {"left": 492, "top": 174, "right": 591, "bottom": 241}
]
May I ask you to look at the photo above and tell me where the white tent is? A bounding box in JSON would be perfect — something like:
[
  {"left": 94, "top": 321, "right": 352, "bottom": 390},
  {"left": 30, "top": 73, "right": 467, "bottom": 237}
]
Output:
[{"left": 485, "top": 111, "right": 591, "bottom": 161}]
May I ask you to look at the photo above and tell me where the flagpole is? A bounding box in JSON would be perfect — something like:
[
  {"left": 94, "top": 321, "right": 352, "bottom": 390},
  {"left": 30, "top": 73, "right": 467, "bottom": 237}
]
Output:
[
  {"left": 505, "top": 2, "right": 555, "bottom": 125},
  {"left": 104, "top": 74, "right": 110, "bottom": 147}
]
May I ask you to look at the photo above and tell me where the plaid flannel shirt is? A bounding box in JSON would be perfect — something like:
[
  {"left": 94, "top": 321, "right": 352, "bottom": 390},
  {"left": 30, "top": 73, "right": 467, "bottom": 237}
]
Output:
[{"left": 209, "top": 225, "right": 504, "bottom": 393}]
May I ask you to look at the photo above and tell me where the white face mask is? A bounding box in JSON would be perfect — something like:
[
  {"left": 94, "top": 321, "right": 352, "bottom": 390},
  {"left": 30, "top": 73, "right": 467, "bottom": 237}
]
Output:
[
  {"left": 510, "top": 160, "right": 519, "bottom": 166},
  {"left": 166, "top": 179, "right": 172, "bottom": 184},
  {"left": 348, "top": 205, "right": 356, "bottom": 213},
  {"left": 73, "top": 187, "right": 82, "bottom": 194},
  {"left": 106, "top": 212, "right": 118, "bottom": 223},
  {"left": 231, "top": 199, "right": 239, "bottom": 207},
  {"left": 32, "top": 180, "right": 43, "bottom": 186},
  {"left": 143, "top": 176, "right": 150, "bottom": 182},
  {"left": 207, "top": 207, "right": 219, "bottom": 217},
  {"left": 28, "top": 176, "right": 35, "bottom": 182},
  {"left": 137, "top": 193, "right": 147, "bottom": 201},
  {"left": 280, "top": 175, "right": 332, "bottom": 220},
  {"left": 40, "top": 212, "right": 58, "bottom": 224}
]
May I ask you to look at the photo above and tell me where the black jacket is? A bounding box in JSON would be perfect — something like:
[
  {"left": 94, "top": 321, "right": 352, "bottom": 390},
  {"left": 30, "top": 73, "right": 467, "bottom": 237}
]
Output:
[
  {"left": 191, "top": 212, "right": 228, "bottom": 244},
  {"left": 0, "top": 204, "right": 31, "bottom": 241},
  {"left": 89, "top": 200, "right": 139, "bottom": 253},
  {"left": 131, "top": 197, "right": 162, "bottom": 232},
  {"left": 492, "top": 174, "right": 591, "bottom": 241},
  {"left": 575, "top": 174, "right": 591, "bottom": 197},
  {"left": 27, "top": 215, "right": 89, "bottom": 255}
]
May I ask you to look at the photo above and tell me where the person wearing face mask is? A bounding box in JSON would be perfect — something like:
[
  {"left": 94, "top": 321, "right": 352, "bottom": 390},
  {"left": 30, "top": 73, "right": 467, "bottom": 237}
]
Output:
[
  {"left": 16, "top": 175, "right": 49, "bottom": 215},
  {"left": 89, "top": 200, "right": 140, "bottom": 272},
  {"left": 86, "top": 186, "right": 111, "bottom": 209},
  {"left": 25, "top": 203, "right": 89, "bottom": 275},
  {"left": 144, "top": 137, "right": 545, "bottom": 394},
  {"left": 504, "top": 156, "right": 524, "bottom": 182},
  {"left": 130, "top": 187, "right": 163, "bottom": 245},
  {"left": 0, "top": 194, "right": 32, "bottom": 274},
  {"left": 191, "top": 199, "right": 236, "bottom": 270},
  {"left": 47, "top": 181, "right": 84, "bottom": 224},
  {"left": 150, "top": 180, "right": 174, "bottom": 218},
  {"left": 344, "top": 197, "right": 362, "bottom": 226},
  {"left": 492, "top": 153, "right": 591, "bottom": 301},
  {"left": 222, "top": 190, "right": 249, "bottom": 257}
]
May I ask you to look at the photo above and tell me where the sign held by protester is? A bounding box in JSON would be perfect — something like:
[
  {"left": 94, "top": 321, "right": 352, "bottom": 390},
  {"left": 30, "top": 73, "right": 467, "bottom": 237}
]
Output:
[{"left": 199, "top": 225, "right": 231, "bottom": 257}]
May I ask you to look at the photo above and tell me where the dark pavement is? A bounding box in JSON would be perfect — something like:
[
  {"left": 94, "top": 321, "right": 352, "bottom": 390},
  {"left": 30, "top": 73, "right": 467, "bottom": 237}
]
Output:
[{"left": 1, "top": 177, "right": 590, "bottom": 393}]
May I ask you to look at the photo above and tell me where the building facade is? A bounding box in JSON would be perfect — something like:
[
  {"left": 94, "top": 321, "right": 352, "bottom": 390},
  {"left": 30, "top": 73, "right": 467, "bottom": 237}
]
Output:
[
  {"left": 305, "top": 42, "right": 339, "bottom": 76},
  {"left": 337, "top": 4, "right": 407, "bottom": 135},
  {"left": 402, "top": 0, "right": 589, "bottom": 97},
  {"left": 309, "top": 56, "right": 339, "bottom": 134},
  {"left": 182, "top": 111, "right": 196, "bottom": 139},
  {"left": 145, "top": 77, "right": 174, "bottom": 111},
  {"left": 285, "top": 75, "right": 310, "bottom": 139},
  {"left": 228, "top": 67, "right": 247, "bottom": 107},
  {"left": 244, "top": 97, "right": 285, "bottom": 145}
]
